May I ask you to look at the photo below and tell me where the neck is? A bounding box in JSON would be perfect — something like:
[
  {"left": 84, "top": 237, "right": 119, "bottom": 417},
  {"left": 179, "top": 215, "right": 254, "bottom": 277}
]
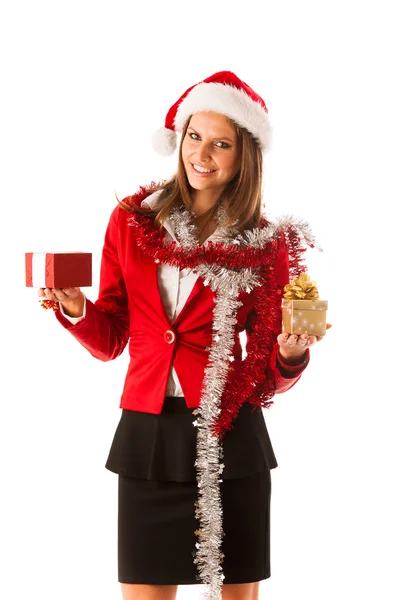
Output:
[{"left": 190, "top": 188, "right": 221, "bottom": 217}]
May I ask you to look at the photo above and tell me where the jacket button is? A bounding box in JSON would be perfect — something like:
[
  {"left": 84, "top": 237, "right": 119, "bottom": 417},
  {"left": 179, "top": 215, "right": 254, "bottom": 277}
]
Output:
[{"left": 164, "top": 330, "right": 175, "bottom": 344}]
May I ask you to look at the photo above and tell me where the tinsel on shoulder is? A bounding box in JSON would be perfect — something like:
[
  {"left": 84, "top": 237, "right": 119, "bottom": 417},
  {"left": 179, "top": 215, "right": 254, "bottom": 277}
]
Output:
[{"left": 126, "top": 185, "right": 321, "bottom": 599}]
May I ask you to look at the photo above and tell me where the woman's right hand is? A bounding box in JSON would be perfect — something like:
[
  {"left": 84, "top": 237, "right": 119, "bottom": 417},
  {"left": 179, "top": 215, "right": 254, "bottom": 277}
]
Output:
[{"left": 37, "top": 287, "right": 85, "bottom": 317}]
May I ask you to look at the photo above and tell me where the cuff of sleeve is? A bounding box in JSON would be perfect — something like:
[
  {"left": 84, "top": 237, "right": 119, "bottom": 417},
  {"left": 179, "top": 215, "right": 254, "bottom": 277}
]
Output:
[
  {"left": 59, "top": 295, "right": 86, "bottom": 324},
  {"left": 276, "top": 347, "right": 310, "bottom": 376}
]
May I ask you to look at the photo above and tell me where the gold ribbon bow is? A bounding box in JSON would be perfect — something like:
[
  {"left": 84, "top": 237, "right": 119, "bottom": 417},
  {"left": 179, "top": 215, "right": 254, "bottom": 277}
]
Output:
[{"left": 283, "top": 272, "right": 320, "bottom": 300}]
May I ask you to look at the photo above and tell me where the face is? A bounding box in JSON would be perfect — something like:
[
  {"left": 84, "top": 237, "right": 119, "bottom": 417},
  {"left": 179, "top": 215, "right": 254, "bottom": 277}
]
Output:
[{"left": 181, "top": 111, "right": 241, "bottom": 198}]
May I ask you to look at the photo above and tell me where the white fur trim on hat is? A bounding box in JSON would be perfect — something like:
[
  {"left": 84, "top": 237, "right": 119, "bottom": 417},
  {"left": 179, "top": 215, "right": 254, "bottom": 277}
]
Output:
[
  {"left": 173, "top": 82, "right": 272, "bottom": 152},
  {"left": 151, "top": 127, "right": 177, "bottom": 156}
]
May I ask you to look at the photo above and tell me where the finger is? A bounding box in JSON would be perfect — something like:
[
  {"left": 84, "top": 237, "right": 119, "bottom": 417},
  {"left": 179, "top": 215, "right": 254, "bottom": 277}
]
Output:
[
  {"left": 278, "top": 333, "right": 316, "bottom": 347},
  {"left": 58, "top": 287, "right": 75, "bottom": 296},
  {"left": 277, "top": 333, "right": 289, "bottom": 345},
  {"left": 277, "top": 333, "right": 298, "bottom": 346},
  {"left": 297, "top": 334, "right": 309, "bottom": 347},
  {"left": 51, "top": 288, "right": 70, "bottom": 299},
  {"left": 326, "top": 323, "right": 333, "bottom": 330},
  {"left": 286, "top": 334, "right": 299, "bottom": 347},
  {"left": 43, "top": 287, "right": 60, "bottom": 301}
]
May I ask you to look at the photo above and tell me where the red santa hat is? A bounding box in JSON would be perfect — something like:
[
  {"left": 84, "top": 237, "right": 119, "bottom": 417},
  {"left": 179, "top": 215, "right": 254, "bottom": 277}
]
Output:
[{"left": 151, "top": 70, "right": 272, "bottom": 156}]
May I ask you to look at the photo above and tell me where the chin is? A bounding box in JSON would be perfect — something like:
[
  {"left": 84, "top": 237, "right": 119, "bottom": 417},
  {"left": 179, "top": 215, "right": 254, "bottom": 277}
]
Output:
[{"left": 187, "top": 177, "right": 211, "bottom": 190}]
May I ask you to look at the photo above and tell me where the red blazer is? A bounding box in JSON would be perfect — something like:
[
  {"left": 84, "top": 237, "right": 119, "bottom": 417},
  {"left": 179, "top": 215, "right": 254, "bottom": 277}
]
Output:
[{"left": 55, "top": 199, "right": 309, "bottom": 413}]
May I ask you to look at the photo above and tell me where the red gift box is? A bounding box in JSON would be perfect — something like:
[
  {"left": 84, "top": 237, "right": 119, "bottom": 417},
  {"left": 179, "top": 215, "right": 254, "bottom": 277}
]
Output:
[{"left": 25, "top": 252, "right": 92, "bottom": 288}]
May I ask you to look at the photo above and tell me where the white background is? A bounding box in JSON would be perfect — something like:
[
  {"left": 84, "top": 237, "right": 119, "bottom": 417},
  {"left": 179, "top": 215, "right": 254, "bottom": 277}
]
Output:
[{"left": 1, "top": 1, "right": 399, "bottom": 599}]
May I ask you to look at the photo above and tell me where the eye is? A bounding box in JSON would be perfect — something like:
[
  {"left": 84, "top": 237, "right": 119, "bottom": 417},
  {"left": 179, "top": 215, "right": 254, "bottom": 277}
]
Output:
[{"left": 187, "top": 132, "right": 230, "bottom": 149}]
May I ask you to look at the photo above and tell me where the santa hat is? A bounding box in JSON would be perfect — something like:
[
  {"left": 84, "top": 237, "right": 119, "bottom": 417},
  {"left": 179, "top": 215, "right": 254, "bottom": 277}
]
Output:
[{"left": 152, "top": 70, "right": 272, "bottom": 156}]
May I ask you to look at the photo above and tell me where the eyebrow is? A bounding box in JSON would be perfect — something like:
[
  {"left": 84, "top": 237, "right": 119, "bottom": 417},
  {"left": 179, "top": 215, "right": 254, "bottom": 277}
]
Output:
[{"left": 187, "top": 127, "right": 234, "bottom": 144}]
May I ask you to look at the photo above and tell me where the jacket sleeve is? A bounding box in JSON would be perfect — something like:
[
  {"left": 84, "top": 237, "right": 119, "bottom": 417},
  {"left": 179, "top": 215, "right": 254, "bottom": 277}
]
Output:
[
  {"left": 59, "top": 295, "right": 86, "bottom": 323},
  {"left": 245, "top": 233, "right": 310, "bottom": 394},
  {"left": 54, "top": 204, "right": 130, "bottom": 361}
]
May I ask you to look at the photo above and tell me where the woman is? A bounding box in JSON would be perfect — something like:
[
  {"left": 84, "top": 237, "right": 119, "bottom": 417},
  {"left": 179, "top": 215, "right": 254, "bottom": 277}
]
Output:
[{"left": 38, "top": 71, "right": 330, "bottom": 600}]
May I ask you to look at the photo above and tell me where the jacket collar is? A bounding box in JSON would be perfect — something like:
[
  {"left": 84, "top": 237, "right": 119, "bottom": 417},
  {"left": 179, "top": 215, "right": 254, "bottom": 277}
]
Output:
[{"left": 140, "top": 190, "right": 175, "bottom": 238}]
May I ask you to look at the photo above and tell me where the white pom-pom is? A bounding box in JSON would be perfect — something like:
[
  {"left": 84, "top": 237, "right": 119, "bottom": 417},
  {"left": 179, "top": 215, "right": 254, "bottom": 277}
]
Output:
[{"left": 151, "top": 127, "right": 177, "bottom": 156}]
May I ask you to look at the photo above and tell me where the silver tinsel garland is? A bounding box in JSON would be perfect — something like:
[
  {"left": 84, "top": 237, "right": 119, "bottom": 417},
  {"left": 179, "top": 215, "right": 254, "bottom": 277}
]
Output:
[{"left": 169, "top": 204, "right": 268, "bottom": 600}]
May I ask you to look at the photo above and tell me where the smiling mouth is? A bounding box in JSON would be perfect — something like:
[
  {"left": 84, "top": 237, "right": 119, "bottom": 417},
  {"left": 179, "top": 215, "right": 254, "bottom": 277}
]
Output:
[{"left": 191, "top": 163, "right": 216, "bottom": 174}]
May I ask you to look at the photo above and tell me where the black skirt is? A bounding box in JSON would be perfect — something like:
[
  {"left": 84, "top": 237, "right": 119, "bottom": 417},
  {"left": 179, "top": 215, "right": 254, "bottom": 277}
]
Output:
[
  {"left": 118, "top": 470, "right": 272, "bottom": 585},
  {"left": 106, "top": 397, "right": 278, "bottom": 585}
]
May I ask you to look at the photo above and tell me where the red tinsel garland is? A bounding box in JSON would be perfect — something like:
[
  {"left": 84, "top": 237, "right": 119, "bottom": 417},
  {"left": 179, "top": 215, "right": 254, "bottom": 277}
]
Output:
[
  {"left": 212, "top": 227, "right": 308, "bottom": 439},
  {"left": 212, "top": 262, "right": 279, "bottom": 438},
  {"left": 129, "top": 210, "right": 279, "bottom": 270},
  {"left": 285, "top": 224, "right": 309, "bottom": 280},
  {"left": 214, "top": 226, "right": 306, "bottom": 438}
]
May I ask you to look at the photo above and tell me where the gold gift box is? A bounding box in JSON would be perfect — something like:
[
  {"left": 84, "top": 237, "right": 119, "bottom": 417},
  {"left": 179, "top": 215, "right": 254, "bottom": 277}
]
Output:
[
  {"left": 282, "top": 298, "right": 328, "bottom": 336},
  {"left": 281, "top": 272, "right": 327, "bottom": 336}
]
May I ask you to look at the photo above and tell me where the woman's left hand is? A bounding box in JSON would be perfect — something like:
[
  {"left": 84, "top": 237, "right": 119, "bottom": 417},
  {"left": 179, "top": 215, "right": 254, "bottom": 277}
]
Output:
[{"left": 277, "top": 323, "right": 332, "bottom": 362}]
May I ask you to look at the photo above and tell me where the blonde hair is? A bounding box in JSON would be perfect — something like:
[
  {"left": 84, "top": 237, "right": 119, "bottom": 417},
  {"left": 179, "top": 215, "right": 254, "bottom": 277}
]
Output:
[{"left": 117, "top": 115, "right": 264, "bottom": 236}]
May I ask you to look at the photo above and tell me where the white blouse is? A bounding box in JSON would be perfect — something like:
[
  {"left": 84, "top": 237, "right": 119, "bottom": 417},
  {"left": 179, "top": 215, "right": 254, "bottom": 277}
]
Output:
[{"left": 60, "top": 190, "right": 223, "bottom": 397}]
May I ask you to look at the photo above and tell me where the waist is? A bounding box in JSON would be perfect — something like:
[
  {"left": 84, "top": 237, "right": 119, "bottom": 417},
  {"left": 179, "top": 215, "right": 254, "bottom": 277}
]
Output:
[
  {"left": 126, "top": 396, "right": 254, "bottom": 417},
  {"left": 161, "top": 396, "right": 188, "bottom": 414},
  {"left": 106, "top": 395, "right": 276, "bottom": 480}
]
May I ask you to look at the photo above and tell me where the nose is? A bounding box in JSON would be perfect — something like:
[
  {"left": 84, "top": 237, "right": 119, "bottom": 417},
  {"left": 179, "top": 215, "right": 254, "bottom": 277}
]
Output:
[{"left": 196, "top": 142, "right": 211, "bottom": 162}]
